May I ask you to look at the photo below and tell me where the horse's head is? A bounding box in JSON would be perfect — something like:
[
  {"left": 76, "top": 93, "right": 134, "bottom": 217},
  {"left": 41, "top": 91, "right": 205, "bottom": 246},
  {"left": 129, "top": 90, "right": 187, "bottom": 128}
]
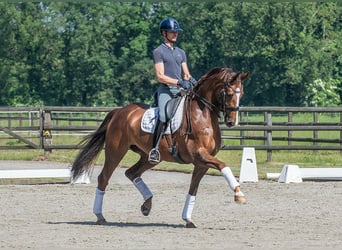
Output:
[
  {"left": 194, "top": 68, "right": 249, "bottom": 128},
  {"left": 220, "top": 71, "right": 249, "bottom": 127}
]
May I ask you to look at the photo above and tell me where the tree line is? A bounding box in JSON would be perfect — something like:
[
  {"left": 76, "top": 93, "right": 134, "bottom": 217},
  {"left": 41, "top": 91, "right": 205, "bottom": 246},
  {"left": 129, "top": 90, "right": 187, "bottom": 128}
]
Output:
[{"left": 0, "top": 2, "right": 341, "bottom": 107}]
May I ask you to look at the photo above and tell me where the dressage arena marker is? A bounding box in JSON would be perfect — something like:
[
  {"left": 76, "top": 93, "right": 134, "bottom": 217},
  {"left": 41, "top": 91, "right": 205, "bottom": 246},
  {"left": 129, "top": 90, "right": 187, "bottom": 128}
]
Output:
[
  {"left": 0, "top": 168, "right": 90, "bottom": 184},
  {"left": 267, "top": 164, "right": 342, "bottom": 183},
  {"left": 239, "top": 147, "right": 258, "bottom": 183},
  {"left": 278, "top": 164, "right": 302, "bottom": 183}
]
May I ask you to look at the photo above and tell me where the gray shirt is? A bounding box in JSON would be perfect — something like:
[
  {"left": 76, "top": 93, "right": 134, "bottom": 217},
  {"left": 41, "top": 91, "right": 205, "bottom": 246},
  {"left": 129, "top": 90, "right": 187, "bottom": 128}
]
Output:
[
  {"left": 153, "top": 43, "right": 187, "bottom": 121},
  {"left": 153, "top": 43, "right": 187, "bottom": 87}
]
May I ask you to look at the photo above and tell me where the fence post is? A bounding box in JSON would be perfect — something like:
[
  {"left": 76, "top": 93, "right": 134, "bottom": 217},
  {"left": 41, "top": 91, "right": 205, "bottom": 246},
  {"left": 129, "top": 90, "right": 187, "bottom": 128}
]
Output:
[
  {"left": 313, "top": 112, "right": 318, "bottom": 151},
  {"left": 43, "top": 110, "right": 52, "bottom": 157},
  {"left": 266, "top": 112, "right": 272, "bottom": 162},
  {"left": 7, "top": 113, "right": 11, "bottom": 127},
  {"left": 288, "top": 112, "right": 292, "bottom": 146},
  {"left": 240, "top": 111, "right": 245, "bottom": 146},
  {"left": 340, "top": 112, "right": 342, "bottom": 154}
]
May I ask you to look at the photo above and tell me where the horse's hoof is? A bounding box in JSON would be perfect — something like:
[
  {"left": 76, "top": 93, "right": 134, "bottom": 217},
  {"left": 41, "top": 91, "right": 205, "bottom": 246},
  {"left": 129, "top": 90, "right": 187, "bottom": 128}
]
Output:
[
  {"left": 185, "top": 220, "right": 197, "bottom": 228},
  {"left": 96, "top": 218, "right": 107, "bottom": 225},
  {"left": 141, "top": 197, "right": 152, "bottom": 216},
  {"left": 234, "top": 194, "right": 246, "bottom": 204}
]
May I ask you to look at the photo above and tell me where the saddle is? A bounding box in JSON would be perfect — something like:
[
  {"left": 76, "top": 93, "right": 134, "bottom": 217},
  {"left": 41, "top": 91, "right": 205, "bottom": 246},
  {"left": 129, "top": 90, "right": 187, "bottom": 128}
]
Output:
[{"left": 141, "top": 96, "right": 185, "bottom": 135}]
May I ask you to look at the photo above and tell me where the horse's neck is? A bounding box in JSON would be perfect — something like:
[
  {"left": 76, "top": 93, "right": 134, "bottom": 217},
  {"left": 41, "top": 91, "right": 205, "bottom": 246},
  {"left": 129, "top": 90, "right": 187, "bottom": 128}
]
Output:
[
  {"left": 195, "top": 85, "right": 220, "bottom": 115},
  {"left": 188, "top": 95, "right": 221, "bottom": 135},
  {"left": 186, "top": 98, "right": 222, "bottom": 154},
  {"left": 197, "top": 82, "right": 221, "bottom": 106}
]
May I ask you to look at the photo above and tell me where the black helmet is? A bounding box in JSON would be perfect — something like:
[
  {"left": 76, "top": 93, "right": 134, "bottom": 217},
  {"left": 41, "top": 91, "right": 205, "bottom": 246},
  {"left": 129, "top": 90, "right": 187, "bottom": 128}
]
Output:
[{"left": 159, "top": 18, "right": 183, "bottom": 34}]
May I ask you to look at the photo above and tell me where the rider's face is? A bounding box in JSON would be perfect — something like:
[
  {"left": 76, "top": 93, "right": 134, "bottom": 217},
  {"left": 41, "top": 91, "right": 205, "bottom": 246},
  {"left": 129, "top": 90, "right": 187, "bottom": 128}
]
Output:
[{"left": 165, "top": 31, "right": 178, "bottom": 42}]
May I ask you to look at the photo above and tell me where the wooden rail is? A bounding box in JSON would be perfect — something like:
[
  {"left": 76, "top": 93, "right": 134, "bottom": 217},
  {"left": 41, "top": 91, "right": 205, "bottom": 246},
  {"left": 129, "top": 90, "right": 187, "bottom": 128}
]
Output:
[{"left": 1, "top": 106, "right": 342, "bottom": 162}]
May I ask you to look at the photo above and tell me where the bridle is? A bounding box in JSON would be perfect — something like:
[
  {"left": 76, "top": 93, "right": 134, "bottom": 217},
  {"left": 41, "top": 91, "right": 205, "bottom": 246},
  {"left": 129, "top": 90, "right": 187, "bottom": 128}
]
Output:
[
  {"left": 220, "top": 83, "right": 241, "bottom": 113},
  {"left": 191, "top": 78, "right": 242, "bottom": 117},
  {"left": 183, "top": 75, "right": 242, "bottom": 135}
]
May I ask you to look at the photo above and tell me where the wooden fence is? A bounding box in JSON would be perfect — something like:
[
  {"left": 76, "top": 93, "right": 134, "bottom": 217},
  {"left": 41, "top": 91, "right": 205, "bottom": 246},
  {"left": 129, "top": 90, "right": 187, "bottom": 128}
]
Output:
[{"left": 1, "top": 106, "right": 342, "bottom": 162}]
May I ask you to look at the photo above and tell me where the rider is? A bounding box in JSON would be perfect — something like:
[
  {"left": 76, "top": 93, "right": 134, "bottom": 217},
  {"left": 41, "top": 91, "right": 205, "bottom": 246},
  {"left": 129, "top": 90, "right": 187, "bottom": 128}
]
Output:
[{"left": 148, "top": 17, "right": 197, "bottom": 164}]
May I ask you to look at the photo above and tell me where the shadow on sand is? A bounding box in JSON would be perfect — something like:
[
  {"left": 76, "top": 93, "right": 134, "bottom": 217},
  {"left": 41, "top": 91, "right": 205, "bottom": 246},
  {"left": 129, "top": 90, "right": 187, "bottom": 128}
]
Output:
[{"left": 48, "top": 221, "right": 185, "bottom": 228}]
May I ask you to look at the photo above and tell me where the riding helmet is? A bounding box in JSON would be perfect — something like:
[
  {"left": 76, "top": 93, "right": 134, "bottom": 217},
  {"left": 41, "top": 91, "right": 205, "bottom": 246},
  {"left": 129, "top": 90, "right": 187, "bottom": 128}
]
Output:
[{"left": 159, "top": 18, "right": 183, "bottom": 34}]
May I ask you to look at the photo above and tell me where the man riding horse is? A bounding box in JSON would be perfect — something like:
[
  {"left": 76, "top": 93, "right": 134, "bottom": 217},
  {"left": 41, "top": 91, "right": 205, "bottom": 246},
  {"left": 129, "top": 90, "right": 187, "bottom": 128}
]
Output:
[
  {"left": 71, "top": 17, "right": 249, "bottom": 228},
  {"left": 149, "top": 17, "right": 197, "bottom": 163}
]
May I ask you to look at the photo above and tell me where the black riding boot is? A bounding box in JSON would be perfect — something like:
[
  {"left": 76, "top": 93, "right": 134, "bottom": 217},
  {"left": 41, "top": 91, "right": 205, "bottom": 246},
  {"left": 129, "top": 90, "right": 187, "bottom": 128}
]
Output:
[{"left": 148, "top": 120, "right": 166, "bottom": 164}]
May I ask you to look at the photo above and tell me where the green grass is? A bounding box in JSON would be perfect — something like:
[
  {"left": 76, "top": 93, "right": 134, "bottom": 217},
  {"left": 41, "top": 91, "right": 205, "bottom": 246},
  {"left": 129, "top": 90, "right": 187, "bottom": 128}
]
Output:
[{"left": 1, "top": 111, "right": 342, "bottom": 179}]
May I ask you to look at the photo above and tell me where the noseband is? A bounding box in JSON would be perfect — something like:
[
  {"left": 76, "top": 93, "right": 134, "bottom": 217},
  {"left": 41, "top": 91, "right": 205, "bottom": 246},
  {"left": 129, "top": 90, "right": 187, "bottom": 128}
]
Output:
[{"left": 220, "top": 84, "right": 241, "bottom": 113}]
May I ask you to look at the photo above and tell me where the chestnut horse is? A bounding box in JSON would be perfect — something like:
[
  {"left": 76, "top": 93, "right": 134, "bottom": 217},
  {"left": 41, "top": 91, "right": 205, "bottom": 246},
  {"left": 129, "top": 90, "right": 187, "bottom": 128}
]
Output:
[{"left": 71, "top": 67, "right": 249, "bottom": 228}]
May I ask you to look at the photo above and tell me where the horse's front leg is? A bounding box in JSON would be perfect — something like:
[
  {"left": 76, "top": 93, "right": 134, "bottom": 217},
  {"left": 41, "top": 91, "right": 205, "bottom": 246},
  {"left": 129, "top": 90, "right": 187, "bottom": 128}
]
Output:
[
  {"left": 197, "top": 148, "right": 246, "bottom": 204},
  {"left": 221, "top": 167, "right": 246, "bottom": 204},
  {"left": 182, "top": 166, "right": 208, "bottom": 228}
]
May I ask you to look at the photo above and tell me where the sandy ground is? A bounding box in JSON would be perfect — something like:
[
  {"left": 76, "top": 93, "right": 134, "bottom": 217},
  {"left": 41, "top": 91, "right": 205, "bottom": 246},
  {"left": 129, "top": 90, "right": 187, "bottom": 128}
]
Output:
[{"left": 0, "top": 160, "right": 341, "bottom": 249}]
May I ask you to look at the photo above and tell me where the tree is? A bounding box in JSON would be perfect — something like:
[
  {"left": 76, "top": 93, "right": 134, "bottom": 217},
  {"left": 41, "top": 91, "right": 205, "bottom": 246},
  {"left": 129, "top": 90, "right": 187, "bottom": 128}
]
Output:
[
  {"left": 0, "top": 2, "right": 340, "bottom": 107},
  {"left": 0, "top": 3, "right": 32, "bottom": 105}
]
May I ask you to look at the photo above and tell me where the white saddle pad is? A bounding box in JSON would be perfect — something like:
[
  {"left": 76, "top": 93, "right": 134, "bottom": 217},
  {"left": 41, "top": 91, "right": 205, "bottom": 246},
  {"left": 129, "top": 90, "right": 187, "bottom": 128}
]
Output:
[{"left": 141, "top": 97, "right": 185, "bottom": 134}]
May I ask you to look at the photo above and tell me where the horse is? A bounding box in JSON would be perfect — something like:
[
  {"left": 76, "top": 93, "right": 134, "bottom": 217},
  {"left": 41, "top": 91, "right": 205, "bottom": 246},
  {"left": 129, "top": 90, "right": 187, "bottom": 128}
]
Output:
[{"left": 71, "top": 67, "right": 249, "bottom": 228}]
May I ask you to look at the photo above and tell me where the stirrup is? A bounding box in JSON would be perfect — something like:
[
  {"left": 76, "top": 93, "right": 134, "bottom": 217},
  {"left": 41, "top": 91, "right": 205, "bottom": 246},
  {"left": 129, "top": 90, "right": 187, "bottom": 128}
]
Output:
[{"left": 148, "top": 148, "right": 160, "bottom": 164}]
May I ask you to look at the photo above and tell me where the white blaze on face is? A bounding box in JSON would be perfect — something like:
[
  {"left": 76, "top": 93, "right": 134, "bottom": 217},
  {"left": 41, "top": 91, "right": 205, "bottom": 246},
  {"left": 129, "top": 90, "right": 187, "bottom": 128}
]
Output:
[{"left": 235, "top": 88, "right": 241, "bottom": 126}]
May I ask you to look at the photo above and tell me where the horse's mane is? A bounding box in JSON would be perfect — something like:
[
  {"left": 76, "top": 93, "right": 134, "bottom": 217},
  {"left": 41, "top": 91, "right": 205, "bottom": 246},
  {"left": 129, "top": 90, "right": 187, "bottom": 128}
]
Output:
[{"left": 195, "top": 67, "right": 233, "bottom": 90}]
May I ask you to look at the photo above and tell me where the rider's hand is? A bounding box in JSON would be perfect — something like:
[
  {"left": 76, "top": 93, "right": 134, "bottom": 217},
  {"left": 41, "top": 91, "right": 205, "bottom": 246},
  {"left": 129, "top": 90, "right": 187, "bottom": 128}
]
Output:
[
  {"left": 177, "top": 79, "right": 191, "bottom": 89},
  {"left": 189, "top": 77, "right": 197, "bottom": 87}
]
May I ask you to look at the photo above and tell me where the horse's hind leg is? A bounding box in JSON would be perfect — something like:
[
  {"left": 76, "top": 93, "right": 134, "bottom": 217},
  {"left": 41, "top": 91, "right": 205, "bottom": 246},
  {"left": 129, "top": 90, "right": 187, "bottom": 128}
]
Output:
[
  {"left": 125, "top": 148, "right": 155, "bottom": 216},
  {"left": 93, "top": 146, "right": 127, "bottom": 225}
]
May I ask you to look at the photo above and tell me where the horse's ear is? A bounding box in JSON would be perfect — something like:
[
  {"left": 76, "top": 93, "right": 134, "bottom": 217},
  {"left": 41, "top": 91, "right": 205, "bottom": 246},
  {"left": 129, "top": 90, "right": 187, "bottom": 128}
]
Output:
[
  {"left": 228, "top": 71, "right": 240, "bottom": 83},
  {"left": 241, "top": 72, "right": 249, "bottom": 80}
]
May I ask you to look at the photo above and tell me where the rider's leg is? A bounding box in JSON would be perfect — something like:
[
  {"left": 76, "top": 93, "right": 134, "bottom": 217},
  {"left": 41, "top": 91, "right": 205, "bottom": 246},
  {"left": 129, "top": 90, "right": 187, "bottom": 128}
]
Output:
[
  {"left": 148, "top": 91, "right": 171, "bottom": 163},
  {"left": 148, "top": 120, "right": 166, "bottom": 163}
]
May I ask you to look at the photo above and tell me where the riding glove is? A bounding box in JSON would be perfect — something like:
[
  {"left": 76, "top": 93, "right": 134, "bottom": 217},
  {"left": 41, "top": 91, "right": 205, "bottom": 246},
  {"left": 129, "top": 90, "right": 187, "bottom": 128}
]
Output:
[
  {"left": 189, "top": 77, "right": 197, "bottom": 86},
  {"left": 177, "top": 79, "right": 191, "bottom": 89}
]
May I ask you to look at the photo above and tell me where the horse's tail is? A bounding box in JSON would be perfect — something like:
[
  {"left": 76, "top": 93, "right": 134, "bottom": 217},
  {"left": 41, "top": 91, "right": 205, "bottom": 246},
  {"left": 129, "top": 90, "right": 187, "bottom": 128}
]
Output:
[{"left": 71, "top": 109, "right": 117, "bottom": 182}]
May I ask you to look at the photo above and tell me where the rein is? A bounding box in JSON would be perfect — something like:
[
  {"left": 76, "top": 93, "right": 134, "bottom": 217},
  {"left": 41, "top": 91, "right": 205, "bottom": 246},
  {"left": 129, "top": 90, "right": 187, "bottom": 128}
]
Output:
[
  {"left": 182, "top": 91, "right": 217, "bottom": 136},
  {"left": 193, "top": 92, "right": 216, "bottom": 112},
  {"left": 190, "top": 79, "right": 241, "bottom": 117}
]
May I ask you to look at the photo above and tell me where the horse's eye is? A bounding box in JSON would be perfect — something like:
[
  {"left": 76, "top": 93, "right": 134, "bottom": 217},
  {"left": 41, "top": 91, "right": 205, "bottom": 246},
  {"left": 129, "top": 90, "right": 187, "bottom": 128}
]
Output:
[{"left": 226, "top": 92, "right": 234, "bottom": 97}]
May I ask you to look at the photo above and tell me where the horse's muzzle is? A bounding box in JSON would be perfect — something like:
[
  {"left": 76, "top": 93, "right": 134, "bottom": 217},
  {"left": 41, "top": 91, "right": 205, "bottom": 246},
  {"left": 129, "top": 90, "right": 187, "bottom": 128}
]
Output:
[{"left": 225, "top": 118, "right": 236, "bottom": 127}]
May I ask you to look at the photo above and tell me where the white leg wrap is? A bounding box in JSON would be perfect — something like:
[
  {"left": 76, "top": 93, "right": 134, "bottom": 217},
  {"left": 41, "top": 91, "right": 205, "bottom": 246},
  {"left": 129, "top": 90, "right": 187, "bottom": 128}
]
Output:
[
  {"left": 182, "top": 194, "right": 196, "bottom": 221},
  {"left": 221, "top": 166, "right": 240, "bottom": 191},
  {"left": 133, "top": 177, "right": 153, "bottom": 201},
  {"left": 93, "top": 188, "right": 105, "bottom": 215}
]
